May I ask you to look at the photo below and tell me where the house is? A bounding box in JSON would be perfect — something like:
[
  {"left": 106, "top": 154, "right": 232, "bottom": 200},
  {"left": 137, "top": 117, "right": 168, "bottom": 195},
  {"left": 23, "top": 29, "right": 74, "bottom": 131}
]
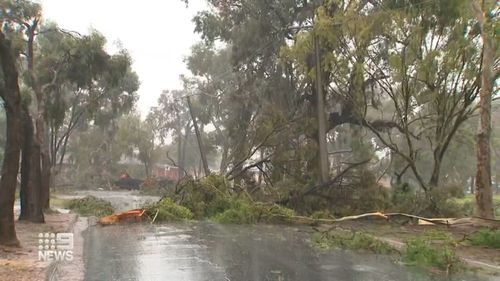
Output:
[{"left": 153, "top": 164, "right": 180, "bottom": 182}]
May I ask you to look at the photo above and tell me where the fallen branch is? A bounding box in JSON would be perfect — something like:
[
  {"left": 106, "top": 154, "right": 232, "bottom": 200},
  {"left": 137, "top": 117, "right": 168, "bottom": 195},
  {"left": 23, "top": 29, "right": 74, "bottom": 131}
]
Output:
[
  {"left": 276, "top": 212, "right": 458, "bottom": 227},
  {"left": 151, "top": 209, "right": 160, "bottom": 224},
  {"left": 274, "top": 211, "right": 389, "bottom": 225}
]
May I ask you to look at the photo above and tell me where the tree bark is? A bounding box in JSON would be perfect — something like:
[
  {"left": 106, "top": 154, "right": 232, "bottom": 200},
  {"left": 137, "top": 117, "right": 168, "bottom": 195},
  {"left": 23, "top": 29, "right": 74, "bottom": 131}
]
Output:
[
  {"left": 19, "top": 108, "right": 44, "bottom": 222},
  {"left": 314, "top": 35, "right": 329, "bottom": 184},
  {"left": 473, "top": 0, "right": 495, "bottom": 219},
  {"left": 0, "top": 31, "right": 21, "bottom": 246},
  {"left": 186, "top": 96, "right": 210, "bottom": 177},
  {"left": 28, "top": 22, "right": 51, "bottom": 210}
]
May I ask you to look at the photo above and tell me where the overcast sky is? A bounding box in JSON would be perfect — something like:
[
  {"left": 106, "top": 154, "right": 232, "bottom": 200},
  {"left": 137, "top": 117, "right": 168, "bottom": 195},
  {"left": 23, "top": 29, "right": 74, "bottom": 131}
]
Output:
[{"left": 40, "top": 0, "right": 207, "bottom": 115}]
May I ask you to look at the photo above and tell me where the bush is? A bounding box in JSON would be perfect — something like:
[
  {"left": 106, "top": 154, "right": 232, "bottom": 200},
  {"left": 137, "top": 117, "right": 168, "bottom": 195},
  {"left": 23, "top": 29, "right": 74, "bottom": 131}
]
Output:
[
  {"left": 451, "top": 195, "right": 500, "bottom": 218},
  {"left": 468, "top": 229, "right": 500, "bottom": 248},
  {"left": 310, "top": 210, "right": 334, "bottom": 220},
  {"left": 144, "top": 198, "right": 193, "bottom": 222},
  {"left": 213, "top": 200, "right": 256, "bottom": 224},
  {"left": 212, "top": 200, "right": 295, "bottom": 224},
  {"left": 402, "top": 236, "right": 460, "bottom": 271},
  {"left": 177, "top": 174, "right": 233, "bottom": 218},
  {"left": 252, "top": 203, "right": 295, "bottom": 223},
  {"left": 312, "top": 230, "right": 396, "bottom": 255},
  {"left": 391, "top": 183, "right": 472, "bottom": 217},
  {"left": 66, "top": 196, "right": 115, "bottom": 217}
]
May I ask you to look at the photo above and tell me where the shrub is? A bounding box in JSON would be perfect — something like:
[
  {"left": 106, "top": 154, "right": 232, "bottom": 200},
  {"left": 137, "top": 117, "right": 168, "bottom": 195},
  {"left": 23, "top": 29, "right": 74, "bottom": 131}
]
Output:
[
  {"left": 402, "top": 237, "right": 460, "bottom": 271},
  {"left": 177, "top": 174, "right": 233, "bottom": 218},
  {"left": 212, "top": 200, "right": 295, "bottom": 224},
  {"left": 312, "top": 230, "right": 396, "bottom": 255},
  {"left": 468, "top": 229, "right": 500, "bottom": 248},
  {"left": 213, "top": 199, "right": 256, "bottom": 224},
  {"left": 144, "top": 198, "right": 193, "bottom": 222},
  {"left": 253, "top": 203, "right": 295, "bottom": 223},
  {"left": 310, "top": 210, "right": 334, "bottom": 220},
  {"left": 66, "top": 196, "right": 115, "bottom": 217}
]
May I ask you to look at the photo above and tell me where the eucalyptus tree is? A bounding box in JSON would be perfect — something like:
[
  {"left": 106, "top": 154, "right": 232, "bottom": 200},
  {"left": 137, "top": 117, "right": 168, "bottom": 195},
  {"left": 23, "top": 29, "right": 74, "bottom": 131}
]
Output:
[
  {"left": 0, "top": 27, "right": 22, "bottom": 246},
  {"left": 471, "top": 0, "right": 498, "bottom": 218},
  {"left": 116, "top": 114, "right": 160, "bottom": 178},
  {"left": 43, "top": 31, "right": 139, "bottom": 178},
  {"left": 1, "top": 0, "right": 139, "bottom": 216},
  {"left": 1, "top": 0, "right": 47, "bottom": 221},
  {"left": 190, "top": 0, "right": 319, "bottom": 186},
  {"left": 284, "top": 0, "right": 483, "bottom": 204},
  {"left": 149, "top": 90, "right": 192, "bottom": 178}
]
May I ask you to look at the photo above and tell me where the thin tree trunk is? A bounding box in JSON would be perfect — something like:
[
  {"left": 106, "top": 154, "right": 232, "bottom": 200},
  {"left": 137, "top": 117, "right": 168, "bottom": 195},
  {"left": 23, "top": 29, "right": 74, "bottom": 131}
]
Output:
[
  {"left": 473, "top": 0, "right": 495, "bottom": 219},
  {"left": 314, "top": 34, "right": 329, "bottom": 184},
  {"left": 40, "top": 128, "right": 51, "bottom": 209},
  {"left": 429, "top": 157, "right": 441, "bottom": 188},
  {"left": 176, "top": 119, "right": 184, "bottom": 180},
  {"left": 0, "top": 31, "right": 22, "bottom": 246},
  {"left": 186, "top": 96, "right": 209, "bottom": 176}
]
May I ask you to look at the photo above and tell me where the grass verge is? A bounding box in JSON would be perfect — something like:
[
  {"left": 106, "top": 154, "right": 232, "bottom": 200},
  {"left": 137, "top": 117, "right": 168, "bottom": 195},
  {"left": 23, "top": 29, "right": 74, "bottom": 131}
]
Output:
[
  {"left": 468, "top": 229, "right": 500, "bottom": 248},
  {"left": 312, "top": 229, "right": 397, "bottom": 255}
]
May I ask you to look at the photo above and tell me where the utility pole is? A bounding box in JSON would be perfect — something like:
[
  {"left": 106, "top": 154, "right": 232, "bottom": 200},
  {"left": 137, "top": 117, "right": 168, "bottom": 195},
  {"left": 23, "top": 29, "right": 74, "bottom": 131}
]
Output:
[
  {"left": 186, "top": 95, "right": 210, "bottom": 177},
  {"left": 314, "top": 34, "right": 329, "bottom": 184}
]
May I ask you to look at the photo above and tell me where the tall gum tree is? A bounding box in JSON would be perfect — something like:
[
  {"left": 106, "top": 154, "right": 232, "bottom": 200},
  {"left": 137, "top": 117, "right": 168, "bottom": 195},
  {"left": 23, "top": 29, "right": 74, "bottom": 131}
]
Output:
[
  {"left": 2, "top": 0, "right": 48, "bottom": 219},
  {"left": 0, "top": 29, "right": 22, "bottom": 246},
  {"left": 472, "top": 0, "right": 498, "bottom": 219}
]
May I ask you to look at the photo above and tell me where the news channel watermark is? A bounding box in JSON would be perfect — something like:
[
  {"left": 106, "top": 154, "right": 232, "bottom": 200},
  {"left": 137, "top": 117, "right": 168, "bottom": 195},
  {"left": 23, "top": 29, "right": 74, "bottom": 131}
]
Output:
[{"left": 38, "top": 232, "right": 74, "bottom": 262}]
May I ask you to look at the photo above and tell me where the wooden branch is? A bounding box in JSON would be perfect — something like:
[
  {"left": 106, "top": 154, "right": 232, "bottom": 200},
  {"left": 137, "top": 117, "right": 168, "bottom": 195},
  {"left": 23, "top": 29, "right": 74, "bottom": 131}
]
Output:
[
  {"left": 227, "top": 156, "right": 272, "bottom": 181},
  {"left": 278, "top": 212, "right": 454, "bottom": 227},
  {"left": 298, "top": 158, "right": 371, "bottom": 198}
]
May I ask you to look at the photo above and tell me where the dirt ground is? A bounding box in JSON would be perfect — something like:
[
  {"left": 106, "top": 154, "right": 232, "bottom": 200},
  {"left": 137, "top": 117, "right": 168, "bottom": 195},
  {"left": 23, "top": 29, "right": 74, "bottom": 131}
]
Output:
[{"left": 0, "top": 213, "right": 77, "bottom": 281}]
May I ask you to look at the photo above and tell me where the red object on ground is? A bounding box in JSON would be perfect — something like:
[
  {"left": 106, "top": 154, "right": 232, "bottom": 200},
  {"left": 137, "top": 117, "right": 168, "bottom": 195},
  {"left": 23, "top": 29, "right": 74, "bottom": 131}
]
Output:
[{"left": 98, "top": 209, "right": 146, "bottom": 225}]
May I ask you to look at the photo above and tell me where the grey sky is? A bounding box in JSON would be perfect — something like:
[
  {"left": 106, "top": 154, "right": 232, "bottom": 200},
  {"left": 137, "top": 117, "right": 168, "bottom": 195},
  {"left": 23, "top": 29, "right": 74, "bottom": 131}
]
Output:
[{"left": 40, "top": 0, "right": 207, "bottom": 115}]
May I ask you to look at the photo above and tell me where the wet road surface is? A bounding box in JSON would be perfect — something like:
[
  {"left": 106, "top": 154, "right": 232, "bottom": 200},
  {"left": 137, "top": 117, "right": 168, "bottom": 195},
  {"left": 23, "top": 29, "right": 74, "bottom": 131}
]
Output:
[{"left": 83, "top": 222, "right": 497, "bottom": 281}]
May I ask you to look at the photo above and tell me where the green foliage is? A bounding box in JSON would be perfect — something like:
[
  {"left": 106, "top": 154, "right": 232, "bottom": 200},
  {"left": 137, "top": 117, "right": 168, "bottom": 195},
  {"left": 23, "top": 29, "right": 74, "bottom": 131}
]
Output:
[
  {"left": 213, "top": 200, "right": 295, "bottom": 224},
  {"left": 144, "top": 198, "right": 193, "bottom": 222},
  {"left": 116, "top": 113, "right": 161, "bottom": 176},
  {"left": 401, "top": 230, "right": 460, "bottom": 271},
  {"left": 402, "top": 236, "right": 461, "bottom": 271},
  {"left": 468, "top": 229, "right": 500, "bottom": 249},
  {"left": 66, "top": 196, "right": 114, "bottom": 217},
  {"left": 172, "top": 175, "right": 295, "bottom": 224},
  {"left": 390, "top": 184, "right": 474, "bottom": 217},
  {"left": 312, "top": 230, "right": 396, "bottom": 255},
  {"left": 451, "top": 195, "right": 500, "bottom": 217},
  {"left": 213, "top": 199, "right": 256, "bottom": 224},
  {"left": 178, "top": 174, "right": 233, "bottom": 218},
  {"left": 252, "top": 203, "right": 295, "bottom": 224},
  {"left": 311, "top": 210, "right": 335, "bottom": 220}
]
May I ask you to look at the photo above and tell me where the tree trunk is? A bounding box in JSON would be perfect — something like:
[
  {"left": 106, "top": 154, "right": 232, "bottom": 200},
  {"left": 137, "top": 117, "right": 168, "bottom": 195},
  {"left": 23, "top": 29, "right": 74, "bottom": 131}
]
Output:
[
  {"left": 186, "top": 96, "right": 210, "bottom": 177},
  {"left": 26, "top": 22, "right": 50, "bottom": 210},
  {"left": 176, "top": 121, "right": 184, "bottom": 180},
  {"left": 40, "top": 136, "right": 51, "bottom": 209},
  {"left": 470, "top": 176, "right": 475, "bottom": 194},
  {"left": 429, "top": 158, "right": 441, "bottom": 188},
  {"left": 0, "top": 31, "right": 21, "bottom": 246},
  {"left": 314, "top": 35, "right": 329, "bottom": 184},
  {"left": 473, "top": 0, "right": 495, "bottom": 219},
  {"left": 19, "top": 108, "right": 45, "bottom": 223}
]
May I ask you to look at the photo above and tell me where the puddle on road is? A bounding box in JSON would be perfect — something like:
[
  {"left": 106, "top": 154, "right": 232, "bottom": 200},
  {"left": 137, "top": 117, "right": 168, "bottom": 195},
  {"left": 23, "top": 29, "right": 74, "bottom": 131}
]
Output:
[{"left": 83, "top": 222, "right": 498, "bottom": 281}]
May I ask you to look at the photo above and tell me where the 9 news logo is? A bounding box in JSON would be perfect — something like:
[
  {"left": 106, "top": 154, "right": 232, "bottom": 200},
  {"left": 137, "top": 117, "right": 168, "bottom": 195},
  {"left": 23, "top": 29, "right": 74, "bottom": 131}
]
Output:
[{"left": 38, "top": 232, "right": 74, "bottom": 262}]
